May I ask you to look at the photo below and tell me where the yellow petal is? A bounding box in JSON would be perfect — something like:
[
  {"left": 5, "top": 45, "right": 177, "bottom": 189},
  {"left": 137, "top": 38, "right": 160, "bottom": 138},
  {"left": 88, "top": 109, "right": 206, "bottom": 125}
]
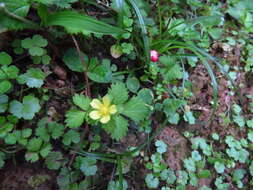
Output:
[
  {"left": 90, "top": 99, "right": 102, "bottom": 109},
  {"left": 102, "top": 96, "right": 111, "bottom": 107},
  {"left": 89, "top": 111, "right": 101, "bottom": 120},
  {"left": 109, "top": 105, "right": 117, "bottom": 114},
  {"left": 100, "top": 115, "right": 110, "bottom": 124}
]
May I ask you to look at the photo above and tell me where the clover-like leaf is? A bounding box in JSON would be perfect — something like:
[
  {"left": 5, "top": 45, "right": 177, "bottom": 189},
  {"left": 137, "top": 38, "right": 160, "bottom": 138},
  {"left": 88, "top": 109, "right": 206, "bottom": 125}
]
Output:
[
  {"left": 18, "top": 68, "right": 47, "bottom": 88},
  {"left": 62, "top": 130, "right": 80, "bottom": 145},
  {"left": 0, "top": 52, "right": 12, "bottom": 66},
  {"left": 9, "top": 94, "right": 41, "bottom": 120}
]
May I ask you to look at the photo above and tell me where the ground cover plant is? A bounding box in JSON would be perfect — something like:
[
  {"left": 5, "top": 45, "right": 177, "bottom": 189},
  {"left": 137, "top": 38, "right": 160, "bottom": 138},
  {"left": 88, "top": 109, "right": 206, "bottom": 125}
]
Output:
[{"left": 0, "top": 0, "right": 253, "bottom": 189}]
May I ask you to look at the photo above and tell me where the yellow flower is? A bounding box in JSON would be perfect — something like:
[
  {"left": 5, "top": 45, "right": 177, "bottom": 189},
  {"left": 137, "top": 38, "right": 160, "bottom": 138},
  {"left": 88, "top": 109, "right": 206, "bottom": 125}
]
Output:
[{"left": 89, "top": 96, "right": 117, "bottom": 124}]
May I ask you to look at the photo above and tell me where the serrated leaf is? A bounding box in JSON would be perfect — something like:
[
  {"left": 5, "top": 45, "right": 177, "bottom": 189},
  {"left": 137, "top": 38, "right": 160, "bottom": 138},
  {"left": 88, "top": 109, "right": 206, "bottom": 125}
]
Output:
[
  {"left": 48, "top": 122, "right": 64, "bottom": 139},
  {"left": 65, "top": 109, "right": 86, "bottom": 128},
  {"left": 108, "top": 82, "right": 128, "bottom": 104},
  {"left": 0, "top": 65, "right": 19, "bottom": 80},
  {"left": 145, "top": 173, "right": 159, "bottom": 188},
  {"left": 17, "top": 68, "right": 47, "bottom": 88},
  {"left": 102, "top": 115, "right": 128, "bottom": 140},
  {"left": 155, "top": 140, "right": 167, "bottom": 154},
  {"left": 62, "top": 130, "right": 80, "bottom": 145},
  {"left": 9, "top": 95, "right": 41, "bottom": 120},
  {"left": 122, "top": 97, "right": 149, "bottom": 122},
  {"left": 73, "top": 94, "right": 91, "bottom": 110},
  {"left": 160, "top": 56, "right": 183, "bottom": 81}
]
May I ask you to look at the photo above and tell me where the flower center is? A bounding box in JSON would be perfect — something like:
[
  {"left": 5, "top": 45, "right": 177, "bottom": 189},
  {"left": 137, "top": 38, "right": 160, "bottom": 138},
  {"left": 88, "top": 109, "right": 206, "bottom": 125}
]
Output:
[{"left": 100, "top": 106, "right": 109, "bottom": 115}]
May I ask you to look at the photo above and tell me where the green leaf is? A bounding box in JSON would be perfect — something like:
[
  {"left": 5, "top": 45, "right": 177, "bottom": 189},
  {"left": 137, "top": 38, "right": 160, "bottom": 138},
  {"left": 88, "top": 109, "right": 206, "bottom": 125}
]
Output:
[
  {"left": 183, "top": 158, "right": 196, "bottom": 172},
  {"left": 0, "top": 80, "right": 12, "bottom": 94},
  {"left": 109, "top": 82, "right": 129, "bottom": 104},
  {"left": 183, "top": 111, "right": 196, "bottom": 124},
  {"left": 0, "top": 152, "right": 5, "bottom": 168},
  {"left": 73, "top": 94, "right": 91, "bottom": 111},
  {"left": 126, "top": 77, "right": 140, "bottom": 93},
  {"left": 80, "top": 157, "right": 97, "bottom": 176},
  {"left": 87, "top": 59, "right": 113, "bottom": 83},
  {"left": 163, "top": 98, "right": 185, "bottom": 116},
  {"left": 155, "top": 140, "right": 167, "bottom": 154},
  {"left": 0, "top": 0, "right": 30, "bottom": 31},
  {"left": 36, "top": 123, "right": 50, "bottom": 142},
  {"left": 214, "top": 162, "right": 225, "bottom": 174},
  {"left": 191, "top": 150, "right": 201, "bottom": 161},
  {"left": 137, "top": 88, "right": 153, "bottom": 104},
  {"left": 0, "top": 123, "right": 14, "bottom": 138},
  {"left": 107, "top": 179, "right": 128, "bottom": 190},
  {"left": 102, "top": 115, "right": 128, "bottom": 141},
  {"left": 44, "top": 10, "right": 125, "bottom": 35},
  {"left": 177, "top": 170, "right": 188, "bottom": 186},
  {"left": 0, "top": 52, "right": 12, "bottom": 65},
  {"left": 122, "top": 97, "right": 149, "bottom": 122},
  {"left": 45, "top": 151, "right": 64, "bottom": 170},
  {"left": 65, "top": 109, "right": 86, "bottom": 128},
  {"left": 22, "top": 128, "right": 32, "bottom": 138},
  {"left": 248, "top": 130, "right": 253, "bottom": 143},
  {"left": 198, "top": 170, "right": 211, "bottom": 178},
  {"left": 145, "top": 173, "right": 159, "bottom": 189},
  {"left": 27, "top": 137, "right": 43, "bottom": 152},
  {"left": 25, "top": 152, "right": 39, "bottom": 162},
  {"left": 160, "top": 56, "right": 183, "bottom": 81},
  {"left": 17, "top": 68, "right": 47, "bottom": 88},
  {"left": 62, "top": 130, "right": 80, "bottom": 145},
  {"left": 9, "top": 95, "right": 41, "bottom": 120},
  {"left": 40, "top": 143, "right": 52, "bottom": 158},
  {"left": 63, "top": 48, "right": 88, "bottom": 72},
  {"left": 48, "top": 122, "right": 64, "bottom": 139},
  {"left": 0, "top": 65, "right": 19, "bottom": 80},
  {"left": 0, "top": 95, "right": 8, "bottom": 113}
]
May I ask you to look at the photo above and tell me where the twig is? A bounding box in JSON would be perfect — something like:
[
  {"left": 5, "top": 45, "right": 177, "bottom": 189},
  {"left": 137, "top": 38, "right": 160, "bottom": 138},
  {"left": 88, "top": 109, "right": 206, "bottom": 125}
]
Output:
[{"left": 68, "top": 35, "right": 91, "bottom": 166}]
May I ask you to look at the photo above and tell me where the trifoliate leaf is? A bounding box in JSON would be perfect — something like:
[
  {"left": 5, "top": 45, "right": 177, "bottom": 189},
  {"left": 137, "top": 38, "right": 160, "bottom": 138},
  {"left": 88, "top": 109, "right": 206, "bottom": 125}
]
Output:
[
  {"left": 109, "top": 82, "right": 128, "bottom": 104},
  {"left": 155, "top": 140, "right": 167, "bottom": 154},
  {"left": 0, "top": 52, "right": 12, "bottom": 65},
  {"left": 102, "top": 115, "right": 128, "bottom": 141},
  {"left": 18, "top": 68, "right": 47, "bottom": 88},
  {"left": 122, "top": 97, "right": 149, "bottom": 122},
  {"left": 9, "top": 95, "right": 41, "bottom": 120},
  {"left": 62, "top": 130, "right": 80, "bottom": 145},
  {"left": 80, "top": 157, "right": 97, "bottom": 176},
  {"left": 177, "top": 170, "right": 188, "bottom": 185},
  {"left": 73, "top": 94, "right": 91, "bottom": 110},
  {"left": 65, "top": 109, "right": 86, "bottom": 128},
  {"left": 191, "top": 150, "right": 201, "bottom": 161},
  {"left": 0, "top": 65, "right": 19, "bottom": 80},
  {"left": 126, "top": 77, "right": 140, "bottom": 93},
  {"left": 0, "top": 80, "right": 12, "bottom": 94}
]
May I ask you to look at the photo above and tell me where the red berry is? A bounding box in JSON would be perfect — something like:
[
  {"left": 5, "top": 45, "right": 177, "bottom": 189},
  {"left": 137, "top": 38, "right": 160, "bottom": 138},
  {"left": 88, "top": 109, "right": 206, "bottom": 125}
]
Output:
[{"left": 150, "top": 50, "right": 159, "bottom": 62}]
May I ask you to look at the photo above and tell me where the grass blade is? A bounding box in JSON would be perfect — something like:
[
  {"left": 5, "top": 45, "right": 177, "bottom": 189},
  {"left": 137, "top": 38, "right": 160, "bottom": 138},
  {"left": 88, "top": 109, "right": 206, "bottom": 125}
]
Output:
[{"left": 127, "top": 0, "right": 150, "bottom": 62}]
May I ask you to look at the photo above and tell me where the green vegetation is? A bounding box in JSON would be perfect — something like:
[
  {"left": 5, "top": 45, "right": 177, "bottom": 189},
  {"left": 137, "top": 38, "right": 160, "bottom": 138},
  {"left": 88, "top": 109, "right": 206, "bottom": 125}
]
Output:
[{"left": 0, "top": 0, "right": 253, "bottom": 189}]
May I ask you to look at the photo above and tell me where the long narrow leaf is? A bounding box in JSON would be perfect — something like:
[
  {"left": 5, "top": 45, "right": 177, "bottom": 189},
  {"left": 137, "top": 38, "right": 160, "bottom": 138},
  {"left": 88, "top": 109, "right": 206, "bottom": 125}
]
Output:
[
  {"left": 127, "top": 0, "right": 150, "bottom": 62},
  {"left": 43, "top": 10, "right": 125, "bottom": 35}
]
